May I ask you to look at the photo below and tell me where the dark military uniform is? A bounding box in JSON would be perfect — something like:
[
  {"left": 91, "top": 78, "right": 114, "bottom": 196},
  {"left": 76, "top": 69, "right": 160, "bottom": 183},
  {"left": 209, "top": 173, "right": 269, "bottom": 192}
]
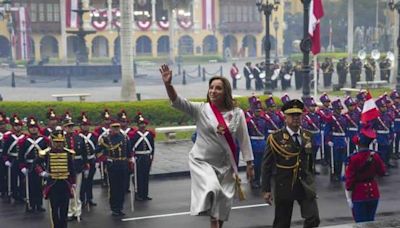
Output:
[
  {"left": 0, "top": 112, "right": 10, "bottom": 197},
  {"left": 34, "top": 128, "right": 76, "bottom": 228},
  {"left": 97, "top": 124, "right": 131, "bottom": 215},
  {"left": 262, "top": 100, "right": 320, "bottom": 228},
  {"left": 349, "top": 59, "right": 362, "bottom": 88},
  {"left": 321, "top": 59, "right": 334, "bottom": 87}
]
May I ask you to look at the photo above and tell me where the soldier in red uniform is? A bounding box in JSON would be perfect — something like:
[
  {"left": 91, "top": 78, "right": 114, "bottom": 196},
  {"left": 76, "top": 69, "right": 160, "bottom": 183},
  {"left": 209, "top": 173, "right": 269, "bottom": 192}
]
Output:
[
  {"left": 0, "top": 112, "right": 10, "bottom": 197},
  {"left": 41, "top": 109, "right": 58, "bottom": 138},
  {"left": 345, "top": 126, "right": 386, "bottom": 223}
]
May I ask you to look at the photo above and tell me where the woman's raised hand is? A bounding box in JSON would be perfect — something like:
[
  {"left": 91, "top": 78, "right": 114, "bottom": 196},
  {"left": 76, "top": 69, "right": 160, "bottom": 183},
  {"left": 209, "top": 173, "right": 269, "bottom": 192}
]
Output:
[{"left": 160, "top": 64, "right": 172, "bottom": 85}]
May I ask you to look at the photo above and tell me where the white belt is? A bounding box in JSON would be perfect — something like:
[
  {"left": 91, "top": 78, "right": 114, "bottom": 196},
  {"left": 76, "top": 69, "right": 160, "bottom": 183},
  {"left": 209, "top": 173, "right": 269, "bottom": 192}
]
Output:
[
  {"left": 377, "top": 130, "right": 389, "bottom": 134},
  {"left": 26, "top": 159, "right": 34, "bottom": 163},
  {"left": 250, "top": 136, "right": 265, "bottom": 140},
  {"left": 87, "top": 154, "right": 95, "bottom": 160},
  {"left": 395, "top": 119, "right": 400, "bottom": 122},
  {"left": 135, "top": 150, "right": 151, "bottom": 155},
  {"left": 332, "top": 132, "right": 345, "bottom": 136},
  {"left": 74, "top": 155, "right": 83, "bottom": 160},
  {"left": 268, "top": 130, "right": 277, "bottom": 134},
  {"left": 308, "top": 130, "right": 320, "bottom": 134},
  {"left": 8, "top": 153, "right": 17, "bottom": 157},
  {"left": 348, "top": 128, "right": 358, "bottom": 131}
]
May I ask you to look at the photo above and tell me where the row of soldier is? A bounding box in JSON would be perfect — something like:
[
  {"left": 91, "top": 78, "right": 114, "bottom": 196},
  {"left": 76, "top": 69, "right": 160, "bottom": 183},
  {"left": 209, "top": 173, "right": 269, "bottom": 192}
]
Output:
[
  {"left": 245, "top": 90, "right": 399, "bottom": 188},
  {"left": 230, "top": 56, "right": 392, "bottom": 92},
  {"left": 0, "top": 109, "right": 155, "bottom": 224}
]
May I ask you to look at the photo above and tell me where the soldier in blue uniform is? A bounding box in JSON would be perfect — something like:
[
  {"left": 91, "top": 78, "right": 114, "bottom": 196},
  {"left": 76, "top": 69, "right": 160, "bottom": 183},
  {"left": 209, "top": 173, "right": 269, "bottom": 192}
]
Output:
[
  {"left": 246, "top": 100, "right": 269, "bottom": 188},
  {"left": 344, "top": 96, "right": 361, "bottom": 155},
  {"left": 355, "top": 90, "right": 366, "bottom": 112},
  {"left": 97, "top": 120, "right": 131, "bottom": 216},
  {"left": 95, "top": 109, "right": 112, "bottom": 187},
  {"left": 0, "top": 112, "right": 9, "bottom": 197},
  {"left": 131, "top": 113, "right": 155, "bottom": 201},
  {"left": 374, "top": 96, "right": 392, "bottom": 175},
  {"left": 245, "top": 95, "right": 258, "bottom": 118},
  {"left": 2, "top": 114, "right": 25, "bottom": 202},
  {"left": 302, "top": 97, "right": 322, "bottom": 174},
  {"left": 264, "top": 96, "right": 284, "bottom": 139},
  {"left": 280, "top": 93, "right": 291, "bottom": 105},
  {"left": 389, "top": 90, "right": 400, "bottom": 159},
  {"left": 19, "top": 117, "right": 50, "bottom": 212},
  {"left": 325, "top": 99, "right": 348, "bottom": 181},
  {"left": 318, "top": 93, "right": 333, "bottom": 166},
  {"left": 76, "top": 113, "right": 98, "bottom": 208}
]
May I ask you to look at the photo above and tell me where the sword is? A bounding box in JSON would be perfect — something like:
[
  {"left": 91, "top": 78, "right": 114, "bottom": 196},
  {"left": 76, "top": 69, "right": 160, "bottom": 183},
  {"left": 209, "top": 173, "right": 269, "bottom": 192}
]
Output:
[
  {"left": 321, "top": 131, "right": 325, "bottom": 161},
  {"left": 72, "top": 187, "right": 80, "bottom": 222},
  {"left": 100, "top": 162, "right": 105, "bottom": 186},
  {"left": 7, "top": 165, "right": 11, "bottom": 200},
  {"left": 130, "top": 173, "right": 135, "bottom": 212},
  {"left": 330, "top": 144, "right": 334, "bottom": 176},
  {"left": 25, "top": 172, "right": 31, "bottom": 211}
]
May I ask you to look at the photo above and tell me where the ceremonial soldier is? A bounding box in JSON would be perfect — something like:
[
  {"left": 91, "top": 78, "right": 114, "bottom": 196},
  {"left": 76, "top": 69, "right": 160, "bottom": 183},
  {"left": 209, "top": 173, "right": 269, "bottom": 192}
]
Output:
[
  {"left": 95, "top": 109, "right": 112, "bottom": 187},
  {"left": 243, "top": 62, "right": 253, "bottom": 90},
  {"left": 0, "top": 112, "right": 10, "bottom": 197},
  {"left": 19, "top": 117, "right": 50, "bottom": 212},
  {"left": 318, "top": 93, "right": 333, "bottom": 166},
  {"left": 302, "top": 97, "right": 322, "bottom": 174},
  {"left": 325, "top": 99, "right": 348, "bottom": 181},
  {"left": 264, "top": 96, "right": 285, "bottom": 139},
  {"left": 345, "top": 126, "right": 386, "bottom": 223},
  {"left": 76, "top": 112, "right": 98, "bottom": 208},
  {"left": 245, "top": 95, "right": 258, "bottom": 119},
  {"left": 356, "top": 90, "right": 366, "bottom": 112},
  {"left": 131, "top": 113, "right": 155, "bottom": 201},
  {"left": 230, "top": 63, "right": 239, "bottom": 90},
  {"left": 41, "top": 109, "right": 58, "bottom": 138},
  {"left": 379, "top": 57, "right": 391, "bottom": 82},
  {"left": 344, "top": 96, "right": 361, "bottom": 155},
  {"left": 253, "top": 63, "right": 263, "bottom": 91},
  {"left": 337, "top": 58, "right": 348, "bottom": 88},
  {"left": 349, "top": 58, "right": 362, "bottom": 88},
  {"left": 246, "top": 100, "right": 269, "bottom": 188},
  {"left": 62, "top": 112, "right": 76, "bottom": 150},
  {"left": 364, "top": 57, "right": 376, "bottom": 82},
  {"left": 280, "top": 93, "right": 291, "bottom": 106},
  {"left": 34, "top": 126, "right": 76, "bottom": 228},
  {"left": 321, "top": 57, "right": 334, "bottom": 87},
  {"left": 280, "top": 61, "right": 293, "bottom": 91},
  {"left": 390, "top": 90, "right": 400, "bottom": 159},
  {"left": 97, "top": 120, "right": 132, "bottom": 216},
  {"left": 262, "top": 99, "right": 320, "bottom": 228},
  {"left": 2, "top": 114, "right": 25, "bottom": 202},
  {"left": 374, "top": 96, "right": 392, "bottom": 175}
]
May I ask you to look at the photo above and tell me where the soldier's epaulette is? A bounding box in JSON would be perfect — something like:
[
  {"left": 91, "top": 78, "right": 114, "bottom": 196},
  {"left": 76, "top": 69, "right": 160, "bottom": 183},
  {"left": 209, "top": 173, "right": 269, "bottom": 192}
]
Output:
[
  {"left": 39, "top": 147, "right": 51, "bottom": 157},
  {"left": 301, "top": 129, "right": 312, "bottom": 140},
  {"left": 64, "top": 148, "right": 76, "bottom": 154}
]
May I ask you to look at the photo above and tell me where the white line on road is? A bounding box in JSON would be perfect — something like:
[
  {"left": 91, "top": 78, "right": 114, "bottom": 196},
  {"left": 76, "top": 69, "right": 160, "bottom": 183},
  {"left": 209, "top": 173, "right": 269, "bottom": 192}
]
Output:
[{"left": 122, "top": 203, "right": 270, "bottom": 222}]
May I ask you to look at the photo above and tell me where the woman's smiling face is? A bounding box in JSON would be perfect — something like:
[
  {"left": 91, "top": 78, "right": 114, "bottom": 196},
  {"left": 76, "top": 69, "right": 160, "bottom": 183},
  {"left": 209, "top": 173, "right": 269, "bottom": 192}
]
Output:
[{"left": 208, "top": 79, "right": 225, "bottom": 105}]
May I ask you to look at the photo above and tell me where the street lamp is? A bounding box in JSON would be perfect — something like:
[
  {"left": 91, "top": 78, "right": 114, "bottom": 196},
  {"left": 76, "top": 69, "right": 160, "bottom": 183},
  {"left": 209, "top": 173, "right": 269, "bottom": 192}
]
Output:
[
  {"left": 389, "top": 0, "right": 400, "bottom": 90},
  {"left": 301, "top": 0, "right": 312, "bottom": 98},
  {"left": 256, "top": 0, "right": 280, "bottom": 95},
  {"left": 273, "top": 17, "right": 279, "bottom": 58}
]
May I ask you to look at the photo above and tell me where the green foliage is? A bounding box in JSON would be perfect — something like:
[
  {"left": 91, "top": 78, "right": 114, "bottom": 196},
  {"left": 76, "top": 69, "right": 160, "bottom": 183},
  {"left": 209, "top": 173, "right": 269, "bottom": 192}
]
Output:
[{"left": 329, "top": 87, "right": 391, "bottom": 98}]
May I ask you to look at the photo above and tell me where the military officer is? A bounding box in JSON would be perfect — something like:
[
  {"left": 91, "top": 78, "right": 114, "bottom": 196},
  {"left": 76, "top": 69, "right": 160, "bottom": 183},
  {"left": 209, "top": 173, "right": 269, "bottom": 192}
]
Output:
[
  {"left": 131, "top": 113, "right": 155, "bottom": 201},
  {"left": 0, "top": 112, "right": 10, "bottom": 197},
  {"left": 19, "top": 117, "right": 50, "bottom": 212},
  {"left": 34, "top": 126, "right": 76, "bottom": 228},
  {"left": 302, "top": 97, "right": 322, "bottom": 174},
  {"left": 62, "top": 112, "right": 76, "bottom": 150},
  {"left": 337, "top": 58, "right": 348, "bottom": 87},
  {"left": 41, "top": 109, "right": 58, "bottom": 138},
  {"left": 345, "top": 126, "right": 386, "bottom": 223},
  {"left": 262, "top": 99, "right": 320, "bottom": 228},
  {"left": 246, "top": 100, "right": 269, "bottom": 188},
  {"left": 97, "top": 120, "right": 131, "bottom": 216},
  {"left": 2, "top": 114, "right": 25, "bottom": 202},
  {"left": 243, "top": 62, "right": 253, "bottom": 90},
  {"left": 76, "top": 112, "right": 98, "bottom": 208},
  {"left": 374, "top": 96, "right": 392, "bottom": 175},
  {"left": 325, "top": 99, "right": 348, "bottom": 181},
  {"left": 364, "top": 57, "right": 376, "bottom": 82},
  {"left": 390, "top": 90, "right": 400, "bottom": 159},
  {"left": 344, "top": 96, "right": 361, "bottom": 155},
  {"left": 321, "top": 57, "right": 334, "bottom": 87}
]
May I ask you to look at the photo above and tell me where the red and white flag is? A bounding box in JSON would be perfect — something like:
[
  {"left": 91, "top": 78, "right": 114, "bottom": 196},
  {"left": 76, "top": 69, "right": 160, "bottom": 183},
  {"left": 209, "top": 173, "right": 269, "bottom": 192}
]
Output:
[
  {"left": 308, "top": 0, "right": 324, "bottom": 55},
  {"left": 8, "top": 7, "right": 31, "bottom": 60},
  {"left": 361, "top": 91, "right": 380, "bottom": 124},
  {"left": 202, "top": 0, "right": 215, "bottom": 30},
  {"left": 66, "top": 0, "right": 78, "bottom": 28}
]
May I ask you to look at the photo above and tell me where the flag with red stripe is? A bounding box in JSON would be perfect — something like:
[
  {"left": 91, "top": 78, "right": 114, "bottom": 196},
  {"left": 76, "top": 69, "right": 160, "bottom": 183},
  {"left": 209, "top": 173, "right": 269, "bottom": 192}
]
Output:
[
  {"left": 202, "top": 0, "right": 215, "bottom": 30},
  {"left": 308, "top": 0, "right": 324, "bottom": 55},
  {"left": 66, "top": 0, "right": 78, "bottom": 28},
  {"left": 361, "top": 91, "right": 381, "bottom": 124}
]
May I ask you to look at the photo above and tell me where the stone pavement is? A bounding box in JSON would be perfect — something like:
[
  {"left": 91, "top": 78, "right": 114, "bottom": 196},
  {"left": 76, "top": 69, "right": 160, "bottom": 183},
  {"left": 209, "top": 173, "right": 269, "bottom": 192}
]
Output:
[{"left": 321, "top": 219, "right": 400, "bottom": 227}]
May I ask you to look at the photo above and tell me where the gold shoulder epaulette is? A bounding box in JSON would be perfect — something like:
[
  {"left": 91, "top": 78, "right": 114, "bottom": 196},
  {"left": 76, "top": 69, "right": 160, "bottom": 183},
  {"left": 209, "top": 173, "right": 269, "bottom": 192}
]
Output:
[
  {"left": 39, "top": 147, "right": 51, "bottom": 157},
  {"left": 64, "top": 148, "right": 76, "bottom": 154}
]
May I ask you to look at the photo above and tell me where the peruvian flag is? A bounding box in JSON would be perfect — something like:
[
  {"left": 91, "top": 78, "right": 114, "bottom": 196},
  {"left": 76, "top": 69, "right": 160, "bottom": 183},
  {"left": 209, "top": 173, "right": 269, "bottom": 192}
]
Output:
[
  {"left": 308, "top": 0, "right": 324, "bottom": 55},
  {"left": 66, "top": 0, "right": 78, "bottom": 28},
  {"left": 202, "top": 0, "right": 215, "bottom": 30},
  {"left": 361, "top": 91, "right": 380, "bottom": 124}
]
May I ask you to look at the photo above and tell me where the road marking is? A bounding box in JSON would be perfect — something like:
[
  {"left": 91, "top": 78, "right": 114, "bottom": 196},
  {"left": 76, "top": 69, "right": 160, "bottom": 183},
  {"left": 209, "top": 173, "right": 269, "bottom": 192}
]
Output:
[{"left": 122, "top": 203, "right": 270, "bottom": 222}]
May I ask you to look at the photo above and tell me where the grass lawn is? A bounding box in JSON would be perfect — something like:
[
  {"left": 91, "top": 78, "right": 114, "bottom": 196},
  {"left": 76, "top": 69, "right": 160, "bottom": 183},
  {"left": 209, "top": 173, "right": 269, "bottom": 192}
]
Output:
[{"left": 328, "top": 87, "right": 392, "bottom": 98}]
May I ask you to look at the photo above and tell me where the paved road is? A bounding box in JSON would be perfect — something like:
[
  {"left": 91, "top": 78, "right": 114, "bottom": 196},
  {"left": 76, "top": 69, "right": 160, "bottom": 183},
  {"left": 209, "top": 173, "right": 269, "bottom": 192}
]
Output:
[{"left": 0, "top": 163, "right": 399, "bottom": 228}]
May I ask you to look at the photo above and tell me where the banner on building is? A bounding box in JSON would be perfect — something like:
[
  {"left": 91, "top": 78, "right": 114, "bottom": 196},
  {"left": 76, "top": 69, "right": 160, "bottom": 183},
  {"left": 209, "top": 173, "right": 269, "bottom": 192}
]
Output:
[{"left": 202, "top": 0, "right": 215, "bottom": 30}]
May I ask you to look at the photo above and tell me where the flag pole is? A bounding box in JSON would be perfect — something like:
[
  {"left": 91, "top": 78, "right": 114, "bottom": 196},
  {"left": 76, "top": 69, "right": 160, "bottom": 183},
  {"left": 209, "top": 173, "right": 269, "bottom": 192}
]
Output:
[{"left": 314, "top": 55, "right": 318, "bottom": 98}]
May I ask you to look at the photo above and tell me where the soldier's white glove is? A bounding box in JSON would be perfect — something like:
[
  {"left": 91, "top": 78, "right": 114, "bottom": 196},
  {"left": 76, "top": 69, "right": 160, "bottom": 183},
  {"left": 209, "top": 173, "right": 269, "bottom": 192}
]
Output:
[
  {"left": 130, "top": 157, "right": 136, "bottom": 164},
  {"left": 5, "top": 161, "right": 11, "bottom": 167},
  {"left": 72, "top": 184, "right": 77, "bottom": 189},
  {"left": 21, "top": 168, "right": 28, "bottom": 175},
  {"left": 347, "top": 199, "right": 353, "bottom": 209},
  {"left": 84, "top": 169, "right": 89, "bottom": 178},
  {"left": 328, "top": 141, "right": 334, "bottom": 147},
  {"left": 40, "top": 171, "right": 49, "bottom": 178},
  {"left": 345, "top": 190, "right": 353, "bottom": 209}
]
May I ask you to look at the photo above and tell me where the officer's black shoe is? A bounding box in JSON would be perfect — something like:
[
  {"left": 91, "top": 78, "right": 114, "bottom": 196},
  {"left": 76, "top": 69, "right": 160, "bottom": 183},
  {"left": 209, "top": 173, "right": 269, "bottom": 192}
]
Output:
[
  {"left": 314, "top": 171, "right": 320, "bottom": 175},
  {"left": 36, "top": 207, "right": 46, "bottom": 212},
  {"left": 88, "top": 201, "right": 97, "bottom": 206},
  {"left": 111, "top": 211, "right": 120, "bottom": 216},
  {"left": 118, "top": 211, "right": 126, "bottom": 216},
  {"left": 26, "top": 207, "right": 34, "bottom": 213},
  {"left": 135, "top": 196, "right": 144, "bottom": 201},
  {"left": 145, "top": 196, "right": 152, "bottom": 201}
]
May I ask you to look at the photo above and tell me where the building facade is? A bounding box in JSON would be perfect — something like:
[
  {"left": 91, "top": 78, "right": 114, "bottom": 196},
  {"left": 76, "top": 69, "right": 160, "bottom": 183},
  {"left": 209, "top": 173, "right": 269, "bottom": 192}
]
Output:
[{"left": 0, "top": 0, "right": 285, "bottom": 62}]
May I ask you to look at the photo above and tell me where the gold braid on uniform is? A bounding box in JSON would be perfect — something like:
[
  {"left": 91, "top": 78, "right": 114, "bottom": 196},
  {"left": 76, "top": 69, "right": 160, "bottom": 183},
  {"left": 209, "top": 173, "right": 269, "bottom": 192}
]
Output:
[{"left": 268, "top": 134, "right": 300, "bottom": 189}]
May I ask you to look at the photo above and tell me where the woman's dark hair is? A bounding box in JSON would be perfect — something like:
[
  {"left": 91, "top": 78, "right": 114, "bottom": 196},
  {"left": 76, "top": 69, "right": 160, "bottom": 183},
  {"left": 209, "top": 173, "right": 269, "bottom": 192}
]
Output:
[{"left": 207, "top": 76, "right": 236, "bottom": 110}]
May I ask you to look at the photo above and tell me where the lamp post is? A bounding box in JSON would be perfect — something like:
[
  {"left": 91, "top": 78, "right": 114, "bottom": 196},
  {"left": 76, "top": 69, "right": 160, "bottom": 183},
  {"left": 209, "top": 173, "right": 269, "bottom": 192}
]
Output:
[
  {"left": 273, "top": 17, "right": 279, "bottom": 58},
  {"left": 389, "top": 0, "right": 400, "bottom": 90},
  {"left": 301, "top": 0, "right": 312, "bottom": 98},
  {"left": 256, "top": 0, "right": 280, "bottom": 95}
]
